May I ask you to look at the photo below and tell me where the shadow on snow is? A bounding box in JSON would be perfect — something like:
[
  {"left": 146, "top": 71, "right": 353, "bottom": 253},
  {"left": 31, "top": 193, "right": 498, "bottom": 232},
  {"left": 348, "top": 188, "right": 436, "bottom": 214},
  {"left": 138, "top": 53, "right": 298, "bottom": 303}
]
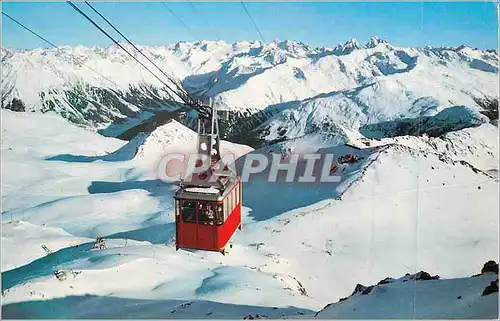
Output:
[
  {"left": 44, "top": 133, "right": 148, "bottom": 163},
  {"left": 2, "top": 295, "right": 314, "bottom": 319}
]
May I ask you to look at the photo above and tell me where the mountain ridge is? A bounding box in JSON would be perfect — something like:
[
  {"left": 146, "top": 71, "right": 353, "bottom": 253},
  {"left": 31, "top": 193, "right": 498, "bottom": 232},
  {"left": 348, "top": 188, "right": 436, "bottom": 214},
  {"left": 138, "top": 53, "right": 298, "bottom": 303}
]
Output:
[{"left": 1, "top": 37, "right": 498, "bottom": 144}]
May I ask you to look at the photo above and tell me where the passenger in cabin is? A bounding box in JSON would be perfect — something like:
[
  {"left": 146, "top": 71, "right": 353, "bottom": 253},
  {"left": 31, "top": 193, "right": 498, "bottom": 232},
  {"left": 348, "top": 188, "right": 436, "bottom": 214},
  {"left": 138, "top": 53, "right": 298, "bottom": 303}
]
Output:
[
  {"left": 216, "top": 206, "right": 223, "bottom": 225},
  {"left": 207, "top": 205, "right": 215, "bottom": 220},
  {"left": 182, "top": 200, "right": 197, "bottom": 223},
  {"left": 198, "top": 203, "right": 215, "bottom": 225}
]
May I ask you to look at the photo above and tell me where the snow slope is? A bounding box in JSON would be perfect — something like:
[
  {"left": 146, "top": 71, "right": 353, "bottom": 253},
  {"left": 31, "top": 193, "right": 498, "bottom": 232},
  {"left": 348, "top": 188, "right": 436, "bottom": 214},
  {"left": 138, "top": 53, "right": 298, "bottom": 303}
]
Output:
[
  {"left": 233, "top": 139, "right": 498, "bottom": 305},
  {"left": 313, "top": 271, "right": 498, "bottom": 319},
  {"left": 0, "top": 110, "right": 251, "bottom": 268},
  {"left": 134, "top": 118, "right": 252, "bottom": 168},
  {"left": 2, "top": 110, "right": 498, "bottom": 318}
]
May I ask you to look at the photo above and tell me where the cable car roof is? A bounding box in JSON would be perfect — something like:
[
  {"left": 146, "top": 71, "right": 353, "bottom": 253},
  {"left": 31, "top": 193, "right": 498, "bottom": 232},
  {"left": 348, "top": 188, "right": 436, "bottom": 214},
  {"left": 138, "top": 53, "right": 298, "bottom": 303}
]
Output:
[
  {"left": 184, "top": 187, "right": 220, "bottom": 195},
  {"left": 174, "top": 175, "right": 239, "bottom": 201}
]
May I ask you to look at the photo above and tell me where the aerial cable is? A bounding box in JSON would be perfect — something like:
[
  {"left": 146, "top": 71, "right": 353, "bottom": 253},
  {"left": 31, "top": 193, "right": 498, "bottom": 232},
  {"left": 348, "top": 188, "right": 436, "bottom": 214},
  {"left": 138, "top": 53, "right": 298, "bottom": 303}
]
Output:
[
  {"left": 187, "top": 0, "right": 199, "bottom": 15},
  {"left": 2, "top": 10, "right": 192, "bottom": 117},
  {"left": 186, "top": 1, "right": 215, "bottom": 39},
  {"left": 66, "top": 1, "right": 192, "bottom": 108},
  {"left": 83, "top": 1, "right": 192, "bottom": 103},
  {"left": 2, "top": 12, "right": 59, "bottom": 48},
  {"left": 240, "top": 2, "right": 266, "bottom": 44},
  {"left": 1, "top": 11, "right": 120, "bottom": 89},
  {"left": 161, "top": 2, "right": 200, "bottom": 42},
  {"left": 68, "top": 1, "right": 211, "bottom": 116}
]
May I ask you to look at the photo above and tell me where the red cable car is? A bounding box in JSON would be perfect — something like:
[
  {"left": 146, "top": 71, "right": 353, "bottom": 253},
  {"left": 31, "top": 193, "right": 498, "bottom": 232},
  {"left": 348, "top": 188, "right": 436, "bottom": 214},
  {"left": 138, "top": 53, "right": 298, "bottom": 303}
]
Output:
[
  {"left": 174, "top": 175, "right": 242, "bottom": 255},
  {"left": 173, "top": 97, "right": 242, "bottom": 255}
]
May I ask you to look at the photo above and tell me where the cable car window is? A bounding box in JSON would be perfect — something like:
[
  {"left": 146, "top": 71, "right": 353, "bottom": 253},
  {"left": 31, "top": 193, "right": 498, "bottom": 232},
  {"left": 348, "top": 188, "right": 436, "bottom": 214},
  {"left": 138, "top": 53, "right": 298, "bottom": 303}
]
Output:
[
  {"left": 181, "top": 200, "right": 197, "bottom": 223},
  {"left": 235, "top": 184, "right": 239, "bottom": 205},
  {"left": 224, "top": 198, "right": 228, "bottom": 221},
  {"left": 216, "top": 204, "right": 223, "bottom": 225},
  {"left": 198, "top": 202, "right": 215, "bottom": 225},
  {"left": 231, "top": 188, "right": 236, "bottom": 211},
  {"left": 233, "top": 186, "right": 237, "bottom": 207}
]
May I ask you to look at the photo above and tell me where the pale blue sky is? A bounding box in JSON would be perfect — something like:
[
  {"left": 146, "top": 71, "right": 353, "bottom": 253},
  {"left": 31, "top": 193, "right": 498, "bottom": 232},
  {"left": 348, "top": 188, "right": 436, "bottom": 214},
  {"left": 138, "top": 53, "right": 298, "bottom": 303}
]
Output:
[{"left": 2, "top": 2, "right": 498, "bottom": 50}]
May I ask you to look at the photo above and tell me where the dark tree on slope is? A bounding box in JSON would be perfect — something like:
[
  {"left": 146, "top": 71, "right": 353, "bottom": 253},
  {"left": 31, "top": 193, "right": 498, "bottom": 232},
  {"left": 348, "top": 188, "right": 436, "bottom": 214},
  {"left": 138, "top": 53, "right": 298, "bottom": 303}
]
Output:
[{"left": 5, "top": 98, "right": 25, "bottom": 112}]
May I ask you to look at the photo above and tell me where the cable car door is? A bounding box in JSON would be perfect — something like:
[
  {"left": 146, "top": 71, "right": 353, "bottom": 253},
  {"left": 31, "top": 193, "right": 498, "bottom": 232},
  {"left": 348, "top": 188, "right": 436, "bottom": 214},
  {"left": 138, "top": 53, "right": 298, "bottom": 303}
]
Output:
[{"left": 197, "top": 202, "right": 217, "bottom": 250}]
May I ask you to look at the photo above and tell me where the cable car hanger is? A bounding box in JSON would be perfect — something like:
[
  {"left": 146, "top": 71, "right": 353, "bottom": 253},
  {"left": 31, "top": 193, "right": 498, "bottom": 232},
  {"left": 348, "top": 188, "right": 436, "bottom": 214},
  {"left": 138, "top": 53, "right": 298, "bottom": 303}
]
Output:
[{"left": 67, "top": 1, "right": 242, "bottom": 255}]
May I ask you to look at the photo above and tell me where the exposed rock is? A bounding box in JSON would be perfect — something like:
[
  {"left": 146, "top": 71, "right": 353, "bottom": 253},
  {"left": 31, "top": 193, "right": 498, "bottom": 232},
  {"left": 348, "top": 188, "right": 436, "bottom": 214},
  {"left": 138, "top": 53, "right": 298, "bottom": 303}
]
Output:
[
  {"left": 338, "top": 153, "right": 359, "bottom": 164},
  {"left": 475, "top": 96, "right": 498, "bottom": 121},
  {"left": 365, "top": 36, "right": 389, "bottom": 49},
  {"left": 248, "top": 242, "right": 265, "bottom": 250},
  {"left": 92, "top": 236, "right": 107, "bottom": 250},
  {"left": 292, "top": 277, "right": 308, "bottom": 296},
  {"left": 361, "top": 285, "right": 375, "bottom": 295},
  {"left": 482, "top": 279, "right": 499, "bottom": 296},
  {"left": 352, "top": 283, "right": 368, "bottom": 295},
  {"left": 377, "top": 277, "right": 395, "bottom": 285},
  {"left": 414, "top": 271, "right": 440, "bottom": 281},
  {"left": 243, "top": 314, "right": 268, "bottom": 319},
  {"left": 5, "top": 98, "right": 26, "bottom": 112},
  {"left": 351, "top": 283, "right": 375, "bottom": 295},
  {"left": 54, "top": 270, "right": 67, "bottom": 281},
  {"left": 481, "top": 261, "right": 498, "bottom": 274}
]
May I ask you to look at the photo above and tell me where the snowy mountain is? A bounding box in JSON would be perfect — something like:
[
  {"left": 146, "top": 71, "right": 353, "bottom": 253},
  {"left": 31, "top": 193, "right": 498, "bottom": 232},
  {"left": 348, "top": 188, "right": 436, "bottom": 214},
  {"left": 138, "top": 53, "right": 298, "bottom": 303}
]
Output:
[
  {"left": 1, "top": 36, "right": 498, "bottom": 318},
  {"left": 313, "top": 266, "right": 498, "bottom": 319},
  {"left": 1, "top": 109, "right": 498, "bottom": 318},
  {"left": 2, "top": 38, "right": 498, "bottom": 142}
]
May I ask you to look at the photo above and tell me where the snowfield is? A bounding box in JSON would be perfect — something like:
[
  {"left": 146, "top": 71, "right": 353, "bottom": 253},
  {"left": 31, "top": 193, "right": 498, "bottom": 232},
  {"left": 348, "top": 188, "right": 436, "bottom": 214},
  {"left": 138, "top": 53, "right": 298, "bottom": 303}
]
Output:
[
  {"left": 1, "top": 106, "right": 498, "bottom": 318},
  {"left": 1, "top": 34, "right": 498, "bottom": 319},
  {"left": 313, "top": 271, "right": 498, "bottom": 319}
]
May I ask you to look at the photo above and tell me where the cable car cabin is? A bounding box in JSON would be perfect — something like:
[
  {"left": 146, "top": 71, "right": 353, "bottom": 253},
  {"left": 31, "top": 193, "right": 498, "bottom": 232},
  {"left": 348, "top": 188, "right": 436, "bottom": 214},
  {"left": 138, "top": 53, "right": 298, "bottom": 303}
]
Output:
[{"left": 174, "top": 176, "right": 242, "bottom": 255}]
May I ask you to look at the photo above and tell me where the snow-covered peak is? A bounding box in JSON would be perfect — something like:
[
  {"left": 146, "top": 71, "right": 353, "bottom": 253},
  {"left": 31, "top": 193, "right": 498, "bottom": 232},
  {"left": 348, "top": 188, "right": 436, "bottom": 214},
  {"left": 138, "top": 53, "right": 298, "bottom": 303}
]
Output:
[
  {"left": 455, "top": 44, "right": 470, "bottom": 52},
  {"left": 2, "top": 37, "right": 498, "bottom": 138},
  {"left": 333, "top": 38, "right": 361, "bottom": 55},
  {"left": 315, "top": 268, "right": 498, "bottom": 319},
  {"left": 197, "top": 40, "right": 230, "bottom": 52},
  {"left": 103, "top": 42, "right": 139, "bottom": 55},
  {"left": 344, "top": 38, "right": 360, "bottom": 48},
  {"left": 150, "top": 118, "right": 196, "bottom": 139},
  {"left": 365, "top": 36, "right": 389, "bottom": 48},
  {"left": 1, "top": 47, "right": 12, "bottom": 58},
  {"left": 250, "top": 40, "right": 265, "bottom": 48},
  {"left": 277, "top": 40, "right": 312, "bottom": 57},
  {"left": 135, "top": 119, "right": 197, "bottom": 161}
]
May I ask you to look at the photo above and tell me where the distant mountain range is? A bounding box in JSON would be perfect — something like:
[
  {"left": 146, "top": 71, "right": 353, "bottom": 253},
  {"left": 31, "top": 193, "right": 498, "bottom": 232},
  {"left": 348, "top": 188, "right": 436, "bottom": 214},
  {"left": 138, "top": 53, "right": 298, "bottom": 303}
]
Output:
[{"left": 1, "top": 37, "right": 498, "bottom": 145}]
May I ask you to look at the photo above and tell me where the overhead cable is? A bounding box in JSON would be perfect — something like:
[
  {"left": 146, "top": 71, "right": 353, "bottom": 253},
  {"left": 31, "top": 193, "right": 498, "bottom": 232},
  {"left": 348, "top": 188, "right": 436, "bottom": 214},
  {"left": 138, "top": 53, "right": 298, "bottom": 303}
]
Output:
[
  {"left": 67, "top": 1, "right": 190, "bottom": 106},
  {"left": 2, "top": 11, "right": 119, "bottom": 89},
  {"left": 162, "top": 2, "right": 200, "bottom": 42},
  {"left": 84, "top": 1, "right": 191, "bottom": 102},
  {"left": 240, "top": 2, "right": 266, "bottom": 44}
]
